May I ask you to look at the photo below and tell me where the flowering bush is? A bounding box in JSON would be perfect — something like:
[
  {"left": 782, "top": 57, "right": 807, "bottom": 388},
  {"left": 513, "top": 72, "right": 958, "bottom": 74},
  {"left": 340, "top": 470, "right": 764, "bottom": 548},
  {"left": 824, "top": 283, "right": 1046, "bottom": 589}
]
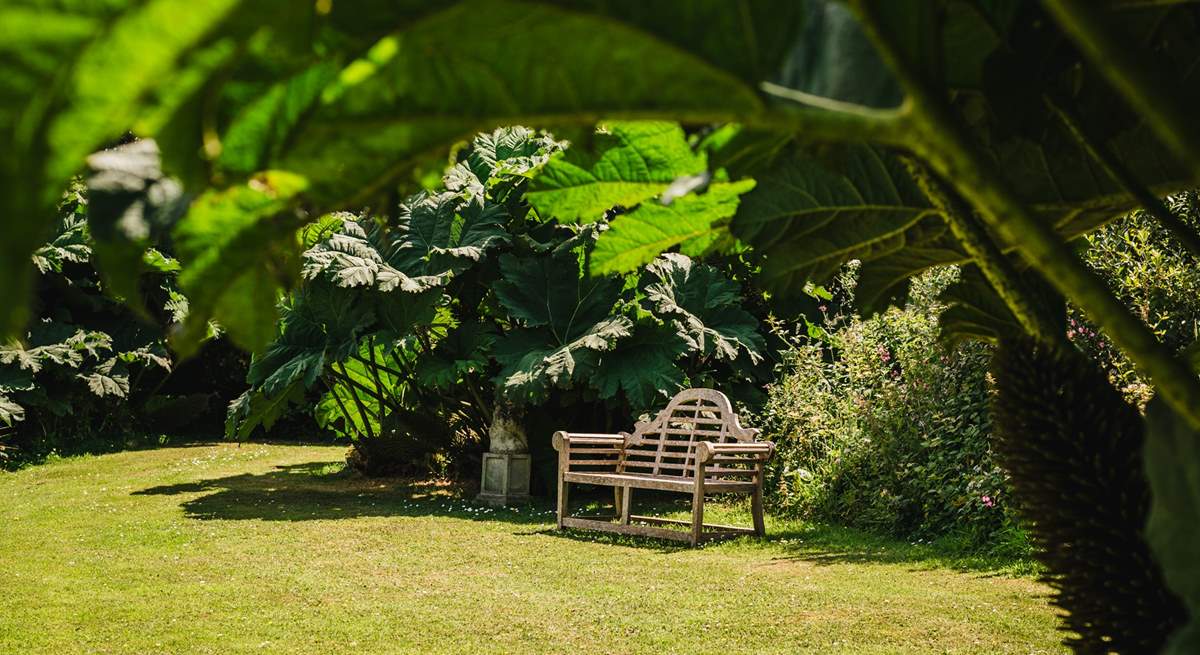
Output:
[
  {"left": 1071, "top": 192, "right": 1200, "bottom": 408},
  {"left": 755, "top": 267, "right": 1026, "bottom": 554}
]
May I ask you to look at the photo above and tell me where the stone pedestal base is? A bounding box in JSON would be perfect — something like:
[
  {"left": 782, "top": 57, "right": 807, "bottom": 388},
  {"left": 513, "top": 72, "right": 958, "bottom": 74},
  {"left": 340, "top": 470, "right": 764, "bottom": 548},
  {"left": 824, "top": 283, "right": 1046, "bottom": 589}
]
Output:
[{"left": 477, "top": 452, "right": 530, "bottom": 506}]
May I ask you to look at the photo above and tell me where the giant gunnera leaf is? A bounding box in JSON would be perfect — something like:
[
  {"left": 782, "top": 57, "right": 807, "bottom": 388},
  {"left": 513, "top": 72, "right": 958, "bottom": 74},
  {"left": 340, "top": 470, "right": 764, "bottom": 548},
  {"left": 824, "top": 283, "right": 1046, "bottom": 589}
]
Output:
[
  {"left": 591, "top": 177, "right": 757, "bottom": 275},
  {"left": 32, "top": 208, "right": 91, "bottom": 275},
  {"left": 528, "top": 121, "right": 757, "bottom": 274},
  {"left": 390, "top": 190, "right": 509, "bottom": 276},
  {"left": 491, "top": 250, "right": 630, "bottom": 404},
  {"left": 526, "top": 122, "right": 706, "bottom": 223},
  {"left": 729, "top": 143, "right": 944, "bottom": 305},
  {"left": 301, "top": 215, "right": 450, "bottom": 293},
  {"left": 444, "top": 126, "right": 566, "bottom": 199},
  {"left": 172, "top": 170, "right": 309, "bottom": 356},
  {"left": 590, "top": 322, "right": 689, "bottom": 411},
  {"left": 303, "top": 194, "right": 510, "bottom": 298},
  {"left": 639, "top": 253, "right": 765, "bottom": 363},
  {"left": 0, "top": 365, "right": 34, "bottom": 427}
]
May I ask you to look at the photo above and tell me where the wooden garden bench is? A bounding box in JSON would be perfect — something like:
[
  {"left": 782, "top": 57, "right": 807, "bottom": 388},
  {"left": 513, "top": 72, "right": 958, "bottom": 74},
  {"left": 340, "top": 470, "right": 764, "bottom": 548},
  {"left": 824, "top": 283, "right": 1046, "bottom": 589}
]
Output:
[{"left": 552, "top": 388, "right": 774, "bottom": 546}]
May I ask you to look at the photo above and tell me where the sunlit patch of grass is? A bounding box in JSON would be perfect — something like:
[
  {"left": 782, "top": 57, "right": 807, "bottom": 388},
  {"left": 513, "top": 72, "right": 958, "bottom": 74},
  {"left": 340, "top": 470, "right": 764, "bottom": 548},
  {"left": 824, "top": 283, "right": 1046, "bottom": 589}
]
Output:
[{"left": 0, "top": 444, "right": 1067, "bottom": 654}]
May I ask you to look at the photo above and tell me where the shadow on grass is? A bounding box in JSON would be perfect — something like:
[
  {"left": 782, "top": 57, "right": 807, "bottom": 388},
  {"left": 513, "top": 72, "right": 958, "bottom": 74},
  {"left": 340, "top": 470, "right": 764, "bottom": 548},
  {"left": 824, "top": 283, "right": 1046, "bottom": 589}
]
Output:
[
  {"left": 760, "top": 524, "right": 1039, "bottom": 577},
  {"left": 132, "top": 459, "right": 1036, "bottom": 574},
  {"left": 133, "top": 462, "right": 550, "bottom": 525}
]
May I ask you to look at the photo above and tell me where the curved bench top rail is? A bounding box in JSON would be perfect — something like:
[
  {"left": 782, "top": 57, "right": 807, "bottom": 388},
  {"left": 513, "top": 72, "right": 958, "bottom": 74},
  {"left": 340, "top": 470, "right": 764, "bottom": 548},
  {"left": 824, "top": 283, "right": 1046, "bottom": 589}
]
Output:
[{"left": 621, "top": 388, "right": 759, "bottom": 478}]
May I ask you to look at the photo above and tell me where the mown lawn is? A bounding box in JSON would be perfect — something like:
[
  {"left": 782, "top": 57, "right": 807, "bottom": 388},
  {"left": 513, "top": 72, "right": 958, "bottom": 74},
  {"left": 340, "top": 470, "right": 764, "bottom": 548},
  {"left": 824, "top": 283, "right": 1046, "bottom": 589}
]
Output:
[{"left": 0, "top": 444, "right": 1066, "bottom": 654}]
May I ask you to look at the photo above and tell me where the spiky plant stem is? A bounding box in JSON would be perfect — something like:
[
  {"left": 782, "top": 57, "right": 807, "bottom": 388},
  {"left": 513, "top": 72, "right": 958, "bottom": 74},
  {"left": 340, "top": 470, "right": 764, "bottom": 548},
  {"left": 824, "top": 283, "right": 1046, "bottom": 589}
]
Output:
[{"left": 992, "top": 338, "right": 1185, "bottom": 653}]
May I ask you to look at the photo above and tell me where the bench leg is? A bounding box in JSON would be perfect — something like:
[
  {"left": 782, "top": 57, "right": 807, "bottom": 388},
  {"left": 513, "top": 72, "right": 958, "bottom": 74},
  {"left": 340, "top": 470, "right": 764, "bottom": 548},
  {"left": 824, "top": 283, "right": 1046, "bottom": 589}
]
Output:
[
  {"left": 556, "top": 472, "right": 568, "bottom": 529},
  {"left": 620, "top": 487, "right": 632, "bottom": 525},
  {"left": 691, "top": 474, "right": 705, "bottom": 546},
  {"left": 752, "top": 483, "right": 766, "bottom": 538}
]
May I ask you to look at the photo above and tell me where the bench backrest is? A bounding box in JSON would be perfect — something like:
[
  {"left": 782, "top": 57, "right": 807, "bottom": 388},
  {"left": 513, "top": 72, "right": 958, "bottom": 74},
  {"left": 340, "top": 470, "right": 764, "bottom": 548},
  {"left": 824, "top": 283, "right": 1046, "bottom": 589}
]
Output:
[{"left": 619, "top": 388, "right": 757, "bottom": 478}]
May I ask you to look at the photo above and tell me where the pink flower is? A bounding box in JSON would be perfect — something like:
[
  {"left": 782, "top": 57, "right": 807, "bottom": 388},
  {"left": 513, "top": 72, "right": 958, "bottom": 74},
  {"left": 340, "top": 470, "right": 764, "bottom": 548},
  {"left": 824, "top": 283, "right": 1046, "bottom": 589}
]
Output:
[
  {"left": 981, "top": 495, "right": 995, "bottom": 508},
  {"left": 818, "top": 305, "right": 828, "bottom": 313}
]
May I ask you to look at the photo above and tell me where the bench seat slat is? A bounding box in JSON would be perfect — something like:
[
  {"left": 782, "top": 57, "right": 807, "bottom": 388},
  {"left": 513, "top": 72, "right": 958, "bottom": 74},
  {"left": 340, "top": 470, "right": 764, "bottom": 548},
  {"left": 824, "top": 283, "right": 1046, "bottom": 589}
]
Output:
[{"left": 563, "top": 471, "right": 755, "bottom": 493}]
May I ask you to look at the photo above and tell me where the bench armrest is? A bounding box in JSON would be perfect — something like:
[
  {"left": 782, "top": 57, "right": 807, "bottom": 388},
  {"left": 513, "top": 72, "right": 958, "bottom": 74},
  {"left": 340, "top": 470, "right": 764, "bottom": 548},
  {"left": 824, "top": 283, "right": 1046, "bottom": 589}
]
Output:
[
  {"left": 552, "top": 431, "right": 625, "bottom": 452},
  {"left": 695, "top": 441, "right": 776, "bottom": 465},
  {"left": 554, "top": 431, "right": 626, "bottom": 474}
]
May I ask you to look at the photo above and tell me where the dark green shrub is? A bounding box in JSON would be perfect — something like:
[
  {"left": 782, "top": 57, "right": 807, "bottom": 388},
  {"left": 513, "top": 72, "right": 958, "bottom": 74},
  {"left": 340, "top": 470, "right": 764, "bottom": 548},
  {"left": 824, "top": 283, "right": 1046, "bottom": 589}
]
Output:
[
  {"left": 0, "top": 184, "right": 252, "bottom": 464},
  {"left": 1, "top": 186, "right": 171, "bottom": 461}
]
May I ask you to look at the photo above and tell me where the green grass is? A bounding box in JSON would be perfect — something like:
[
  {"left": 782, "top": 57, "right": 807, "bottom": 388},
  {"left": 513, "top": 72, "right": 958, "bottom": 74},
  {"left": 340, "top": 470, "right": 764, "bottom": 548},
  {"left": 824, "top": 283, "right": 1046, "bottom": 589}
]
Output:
[{"left": 0, "top": 444, "right": 1067, "bottom": 654}]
